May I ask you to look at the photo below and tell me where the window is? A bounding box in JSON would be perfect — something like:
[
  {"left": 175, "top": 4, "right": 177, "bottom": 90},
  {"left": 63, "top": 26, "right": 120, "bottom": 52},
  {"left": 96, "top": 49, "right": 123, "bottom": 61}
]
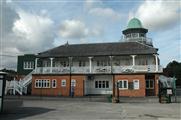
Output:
[
  {"left": 71, "top": 79, "right": 76, "bottom": 87},
  {"left": 118, "top": 80, "right": 128, "bottom": 89},
  {"left": 146, "top": 79, "right": 154, "bottom": 89},
  {"left": 23, "top": 61, "right": 34, "bottom": 69},
  {"left": 133, "top": 80, "right": 139, "bottom": 89},
  {"left": 131, "top": 33, "right": 139, "bottom": 38},
  {"left": 35, "top": 79, "right": 50, "bottom": 88},
  {"left": 43, "top": 61, "right": 49, "bottom": 67},
  {"left": 52, "top": 79, "right": 57, "bottom": 88},
  {"left": 61, "top": 79, "right": 66, "bottom": 87},
  {"left": 95, "top": 80, "right": 109, "bottom": 88},
  {"left": 79, "top": 61, "right": 86, "bottom": 67}
]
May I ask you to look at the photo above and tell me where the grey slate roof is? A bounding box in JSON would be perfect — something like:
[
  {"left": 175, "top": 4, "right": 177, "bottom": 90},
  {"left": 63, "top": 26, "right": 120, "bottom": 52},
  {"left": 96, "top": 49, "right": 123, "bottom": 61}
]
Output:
[{"left": 37, "top": 42, "right": 158, "bottom": 58}]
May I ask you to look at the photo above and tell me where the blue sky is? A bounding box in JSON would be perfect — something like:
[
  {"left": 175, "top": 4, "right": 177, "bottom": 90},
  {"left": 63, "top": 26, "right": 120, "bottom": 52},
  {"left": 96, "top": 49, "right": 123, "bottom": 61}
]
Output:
[{"left": 0, "top": 0, "right": 180, "bottom": 70}]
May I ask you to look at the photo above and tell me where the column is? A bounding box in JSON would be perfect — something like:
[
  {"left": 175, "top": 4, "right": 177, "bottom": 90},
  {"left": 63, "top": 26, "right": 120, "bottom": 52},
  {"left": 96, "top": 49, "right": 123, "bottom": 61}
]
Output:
[
  {"left": 50, "top": 58, "right": 54, "bottom": 73},
  {"left": 154, "top": 54, "right": 158, "bottom": 72},
  {"left": 35, "top": 58, "right": 39, "bottom": 72},
  {"left": 131, "top": 55, "right": 136, "bottom": 66},
  {"left": 109, "top": 56, "right": 113, "bottom": 73},
  {"left": 88, "top": 57, "right": 92, "bottom": 73},
  {"left": 69, "top": 57, "right": 73, "bottom": 73}
]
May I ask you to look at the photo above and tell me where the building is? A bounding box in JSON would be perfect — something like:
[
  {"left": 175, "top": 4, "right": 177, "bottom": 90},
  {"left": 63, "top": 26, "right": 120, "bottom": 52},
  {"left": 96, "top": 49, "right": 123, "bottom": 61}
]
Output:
[
  {"left": 17, "top": 18, "right": 162, "bottom": 97},
  {"left": 17, "top": 54, "right": 36, "bottom": 80}
]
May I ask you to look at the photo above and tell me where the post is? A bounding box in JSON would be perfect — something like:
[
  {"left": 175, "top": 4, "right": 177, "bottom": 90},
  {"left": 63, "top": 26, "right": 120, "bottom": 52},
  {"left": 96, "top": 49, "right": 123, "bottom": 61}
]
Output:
[
  {"left": 109, "top": 56, "right": 113, "bottom": 73},
  {"left": 131, "top": 55, "right": 136, "bottom": 66},
  {"left": 50, "top": 58, "right": 54, "bottom": 73},
  {"left": 69, "top": 57, "right": 73, "bottom": 96},
  {"left": 13, "top": 77, "right": 16, "bottom": 95},
  {"left": 154, "top": 54, "right": 158, "bottom": 72},
  {"left": 0, "top": 72, "right": 7, "bottom": 113},
  {"left": 88, "top": 57, "right": 92, "bottom": 73},
  {"left": 35, "top": 58, "right": 39, "bottom": 72}
]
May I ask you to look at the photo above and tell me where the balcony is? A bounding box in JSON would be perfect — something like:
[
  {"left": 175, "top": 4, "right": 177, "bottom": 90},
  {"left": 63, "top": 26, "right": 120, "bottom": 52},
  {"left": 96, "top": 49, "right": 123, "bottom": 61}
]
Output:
[{"left": 35, "top": 65, "right": 163, "bottom": 74}]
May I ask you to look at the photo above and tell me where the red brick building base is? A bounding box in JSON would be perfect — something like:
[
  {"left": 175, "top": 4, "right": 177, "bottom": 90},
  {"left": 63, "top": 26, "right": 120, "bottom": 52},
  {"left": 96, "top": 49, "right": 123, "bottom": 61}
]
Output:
[{"left": 31, "top": 74, "right": 159, "bottom": 97}]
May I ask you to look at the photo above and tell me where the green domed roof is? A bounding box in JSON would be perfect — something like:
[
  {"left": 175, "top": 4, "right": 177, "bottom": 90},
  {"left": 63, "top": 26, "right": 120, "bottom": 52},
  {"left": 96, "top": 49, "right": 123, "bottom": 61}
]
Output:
[{"left": 127, "top": 18, "right": 143, "bottom": 29}]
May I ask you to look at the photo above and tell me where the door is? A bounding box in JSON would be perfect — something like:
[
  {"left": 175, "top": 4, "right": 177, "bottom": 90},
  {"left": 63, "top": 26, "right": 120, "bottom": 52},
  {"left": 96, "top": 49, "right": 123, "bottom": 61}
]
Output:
[{"left": 146, "top": 79, "right": 155, "bottom": 96}]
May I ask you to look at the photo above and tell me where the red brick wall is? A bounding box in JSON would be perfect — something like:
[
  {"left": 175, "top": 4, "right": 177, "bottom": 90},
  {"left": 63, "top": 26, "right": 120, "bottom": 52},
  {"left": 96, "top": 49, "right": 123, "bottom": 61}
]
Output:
[
  {"left": 154, "top": 74, "right": 159, "bottom": 96},
  {"left": 115, "top": 74, "right": 146, "bottom": 97},
  {"left": 32, "top": 75, "right": 85, "bottom": 96}
]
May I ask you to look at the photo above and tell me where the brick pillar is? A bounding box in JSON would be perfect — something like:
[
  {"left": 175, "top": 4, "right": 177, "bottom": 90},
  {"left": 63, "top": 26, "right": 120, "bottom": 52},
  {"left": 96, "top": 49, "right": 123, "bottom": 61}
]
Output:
[{"left": 155, "top": 74, "right": 159, "bottom": 96}]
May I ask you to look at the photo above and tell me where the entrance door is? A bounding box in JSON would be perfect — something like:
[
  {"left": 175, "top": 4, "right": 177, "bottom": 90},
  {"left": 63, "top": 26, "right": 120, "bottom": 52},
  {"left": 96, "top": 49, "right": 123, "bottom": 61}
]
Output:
[{"left": 146, "top": 79, "right": 155, "bottom": 96}]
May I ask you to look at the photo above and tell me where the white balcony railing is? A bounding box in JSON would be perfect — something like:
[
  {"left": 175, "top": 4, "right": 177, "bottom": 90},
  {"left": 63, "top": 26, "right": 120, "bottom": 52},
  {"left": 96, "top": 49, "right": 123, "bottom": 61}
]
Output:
[
  {"left": 92, "top": 66, "right": 111, "bottom": 73},
  {"left": 35, "top": 65, "right": 163, "bottom": 74}
]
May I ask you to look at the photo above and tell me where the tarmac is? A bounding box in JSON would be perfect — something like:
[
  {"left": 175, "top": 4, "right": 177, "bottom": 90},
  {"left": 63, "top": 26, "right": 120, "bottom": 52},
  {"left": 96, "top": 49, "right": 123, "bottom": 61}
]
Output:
[{"left": 0, "top": 96, "right": 180, "bottom": 120}]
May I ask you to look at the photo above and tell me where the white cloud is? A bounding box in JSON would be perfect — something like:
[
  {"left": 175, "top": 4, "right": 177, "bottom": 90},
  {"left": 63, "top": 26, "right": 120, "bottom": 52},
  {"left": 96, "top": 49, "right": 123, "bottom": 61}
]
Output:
[
  {"left": 59, "top": 19, "right": 102, "bottom": 39},
  {"left": 135, "top": 0, "right": 180, "bottom": 30},
  {"left": 1, "top": 3, "right": 56, "bottom": 70},
  {"left": 12, "top": 9, "right": 55, "bottom": 52},
  {"left": 89, "top": 7, "right": 121, "bottom": 21}
]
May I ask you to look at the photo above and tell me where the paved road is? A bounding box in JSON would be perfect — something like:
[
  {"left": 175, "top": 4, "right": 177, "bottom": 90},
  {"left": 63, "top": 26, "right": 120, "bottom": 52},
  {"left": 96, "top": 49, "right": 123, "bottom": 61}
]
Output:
[{"left": 0, "top": 100, "right": 180, "bottom": 120}]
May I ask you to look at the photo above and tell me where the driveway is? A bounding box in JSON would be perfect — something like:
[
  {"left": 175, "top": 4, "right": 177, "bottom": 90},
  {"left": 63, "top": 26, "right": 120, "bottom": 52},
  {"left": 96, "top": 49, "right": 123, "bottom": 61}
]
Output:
[{"left": 0, "top": 99, "right": 180, "bottom": 120}]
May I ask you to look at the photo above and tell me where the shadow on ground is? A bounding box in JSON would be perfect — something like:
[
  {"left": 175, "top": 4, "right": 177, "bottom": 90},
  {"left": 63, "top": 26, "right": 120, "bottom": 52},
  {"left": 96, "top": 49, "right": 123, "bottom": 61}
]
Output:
[{"left": 0, "top": 107, "right": 54, "bottom": 120}]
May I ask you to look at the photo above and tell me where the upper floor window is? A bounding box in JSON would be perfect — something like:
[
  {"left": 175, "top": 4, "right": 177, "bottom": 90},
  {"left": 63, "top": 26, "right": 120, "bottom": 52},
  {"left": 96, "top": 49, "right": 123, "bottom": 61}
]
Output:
[
  {"left": 43, "top": 61, "right": 50, "bottom": 67},
  {"left": 126, "top": 34, "right": 131, "bottom": 38},
  {"left": 132, "top": 33, "right": 139, "bottom": 38},
  {"left": 139, "top": 33, "right": 145, "bottom": 37},
  {"left": 79, "top": 61, "right": 86, "bottom": 67},
  {"left": 97, "top": 60, "right": 110, "bottom": 66},
  {"left": 24, "top": 61, "right": 34, "bottom": 69}
]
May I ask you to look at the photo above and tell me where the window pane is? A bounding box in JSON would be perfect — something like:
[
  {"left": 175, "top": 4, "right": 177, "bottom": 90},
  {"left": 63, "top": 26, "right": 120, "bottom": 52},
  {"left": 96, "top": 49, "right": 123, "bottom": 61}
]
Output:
[
  {"left": 146, "top": 80, "right": 149, "bottom": 88},
  {"left": 124, "top": 81, "right": 127, "bottom": 88},
  {"left": 102, "top": 81, "right": 105, "bottom": 88},
  {"left": 95, "top": 81, "right": 98, "bottom": 88},
  {"left": 106, "top": 81, "right": 109, "bottom": 88},
  {"left": 99, "top": 81, "right": 102, "bottom": 88},
  {"left": 119, "top": 81, "right": 122, "bottom": 88}
]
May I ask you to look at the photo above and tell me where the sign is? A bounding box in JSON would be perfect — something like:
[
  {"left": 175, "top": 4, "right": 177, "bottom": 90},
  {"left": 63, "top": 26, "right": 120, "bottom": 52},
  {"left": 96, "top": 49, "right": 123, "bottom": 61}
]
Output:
[{"left": 167, "top": 89, "right": 172, "bottom": 95}]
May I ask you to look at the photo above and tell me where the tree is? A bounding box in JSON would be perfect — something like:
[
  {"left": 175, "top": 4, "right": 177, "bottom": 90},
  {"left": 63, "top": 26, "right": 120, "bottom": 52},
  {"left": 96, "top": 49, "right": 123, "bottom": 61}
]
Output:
[{"left": 163, "top": 61, "right": 181, "bottom": 86}]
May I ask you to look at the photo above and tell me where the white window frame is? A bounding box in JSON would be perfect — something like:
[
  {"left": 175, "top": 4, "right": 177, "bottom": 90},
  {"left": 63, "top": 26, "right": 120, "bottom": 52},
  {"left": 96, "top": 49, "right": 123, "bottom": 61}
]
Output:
[
  {"left": 133, "top": 79, "right": 139, "bottom": 90},
  {"left": 34, "top": 79, "right": 50, "bottom": 88},
  {"left": 95, "top": 80, "right": 109, "bottom": 89},
  {"left": 23, "top": 61, "right": 34, "bottom": 69},
  {"left": 71, "top": 79, "right": 76, "bottom": 87},
  {"left": 52, "top": 79, "right": 57, "bottom": 88},
  {"left": 61, "top": 79, "right": 66, "bottom": 87},
  {"left": 118, "top": 80, "right": 128, "bottom": 89}
]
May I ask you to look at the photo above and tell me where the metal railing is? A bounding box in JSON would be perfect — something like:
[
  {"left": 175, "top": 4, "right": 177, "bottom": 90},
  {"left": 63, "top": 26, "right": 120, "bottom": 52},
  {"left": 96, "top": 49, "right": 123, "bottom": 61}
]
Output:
[{"left": 35, "top": 65, "right": 162, "bottom": 74}]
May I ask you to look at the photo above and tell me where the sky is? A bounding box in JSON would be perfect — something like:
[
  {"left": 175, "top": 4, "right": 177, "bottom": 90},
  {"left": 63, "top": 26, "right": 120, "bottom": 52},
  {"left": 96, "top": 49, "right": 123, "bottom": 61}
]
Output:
[{"left": 0, "top": 0, "right": 180, "bottom": 70}]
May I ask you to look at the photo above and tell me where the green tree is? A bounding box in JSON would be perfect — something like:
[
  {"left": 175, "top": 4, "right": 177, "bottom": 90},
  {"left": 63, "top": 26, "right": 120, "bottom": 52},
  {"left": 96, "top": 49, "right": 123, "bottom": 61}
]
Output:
[{"left": 163, "top": 61, "right": 181, "bottom": 86}]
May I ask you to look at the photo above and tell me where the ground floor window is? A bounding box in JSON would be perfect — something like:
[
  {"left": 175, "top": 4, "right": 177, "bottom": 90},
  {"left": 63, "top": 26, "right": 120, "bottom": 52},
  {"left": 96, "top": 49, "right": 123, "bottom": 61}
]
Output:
[
  {"left": 95, "top": 80, "right": 109, "bottom": 88},
  {"left": 52, "top": 79, "right": 57, "bottom": 88},
  {"left": 35, "top": 79, "right": 50, "bottom": 88},
  {"left": 118, "top": 80, "right": 128, "bottom": 89},
  {"left": 146, "top": 79, "right": 154, "bottom": 89},
  {"left": 61, "top": 79, "right": 66, "bottom": 87},
  {"left": 133, "top": 80, "right": 139, "bottom": 89},
  {"left": 71, "top": 79, "right": 76, "bottom": 87}
]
